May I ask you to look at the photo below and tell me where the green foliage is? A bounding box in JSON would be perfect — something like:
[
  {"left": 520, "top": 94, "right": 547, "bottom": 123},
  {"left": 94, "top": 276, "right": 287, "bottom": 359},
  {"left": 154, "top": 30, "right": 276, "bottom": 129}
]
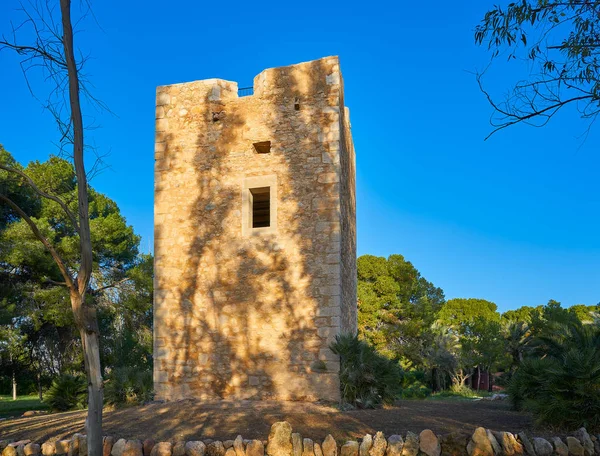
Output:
[
  {"left": 508, "top": 322, "right": 600, "bottom": 429},
  {"left": 400, "top": 372, "right": 431, "bottom": 399},
  {"left": 104, "top": 367, "right": 153, "bottom": 407},
  {"left": 330, "top": 333, "right": 403, "bottom": 408},
  {"left": 475, "top": 1, "right": 600, "bottom": 133},
  {"left": 44, "top": 374, "right": 87, "bottom": 411},
  {"left": 357, "top": 254, "right": 445, "bottom": 367}
]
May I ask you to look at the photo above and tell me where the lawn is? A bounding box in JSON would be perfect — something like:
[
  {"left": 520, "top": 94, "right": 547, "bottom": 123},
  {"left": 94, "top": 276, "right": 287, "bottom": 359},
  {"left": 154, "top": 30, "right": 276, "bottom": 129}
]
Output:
[{"left": 0, "top": 395, "right": 48, "bottom": 419}]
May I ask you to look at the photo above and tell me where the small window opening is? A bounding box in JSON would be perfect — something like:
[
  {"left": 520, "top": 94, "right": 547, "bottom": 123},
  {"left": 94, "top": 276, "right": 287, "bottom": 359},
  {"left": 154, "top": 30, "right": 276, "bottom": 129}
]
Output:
[
  {"left": 251, "top": 187, "right": 270, "bottom": 228},
  {"left": 294, "top": 97, "right": 300, "bottom": 111},
  {"left": 253, "top": 141, "right": 271, "bottom": 154}
]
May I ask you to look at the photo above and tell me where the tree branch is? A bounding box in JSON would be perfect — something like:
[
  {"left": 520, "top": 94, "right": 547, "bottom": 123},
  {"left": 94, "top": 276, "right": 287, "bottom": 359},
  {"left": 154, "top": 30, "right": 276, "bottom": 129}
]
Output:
[
  {"left": 0, "top": 163, "right": 80, "bottom": 232},
  {"left": 0, "top": 193, "right": 74, "bottom": 289}
]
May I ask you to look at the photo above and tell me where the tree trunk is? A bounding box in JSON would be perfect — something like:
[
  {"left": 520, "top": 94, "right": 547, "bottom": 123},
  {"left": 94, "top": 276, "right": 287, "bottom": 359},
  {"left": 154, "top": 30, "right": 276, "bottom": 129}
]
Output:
[
  {"left": 38, "top": 371, "right": 42, "bottom": 401},
  {"left": 12, "top": 371, "right": 17, "bottom": 401}
]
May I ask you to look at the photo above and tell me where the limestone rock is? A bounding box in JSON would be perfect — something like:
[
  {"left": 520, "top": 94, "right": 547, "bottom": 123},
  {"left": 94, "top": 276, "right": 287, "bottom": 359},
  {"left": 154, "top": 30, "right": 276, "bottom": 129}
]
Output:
[
  {"left": 314, "top": 444, "right": 323, "bottom": 456},
  {"left": 123, "top": 441, "right": 143, "bottom": 456},
  {"left": 322, "top": 436, "right": 337, "bottom": 456},
  {"left": 467, "top": 428, "right": 493, "bottom": 456},
  {"left": 267, "top": 422, "right": 293, "bottom": 456},
  {"left": 402, "top": 433, "right": 419, "bottom": 456},
  {"left": 56, "top": 442, "right": 72, "bottom": 456},
  {"left": 369, "top": 433, "right": 387, "bottom": 456},
  {"left": 3, "top": 445, "right": 17, "bottom": 456},
  {"left": 224, "top": 450, "right": 235, "bottom": 456},
  {"left": 359, "top": 436, "right": 373, "bottom": 456},
  {"left": 69, "top": 435, "right": 82, "bottom": 456},
  {"left": 185, "top": 442, "right": 205, "bottom": 456},
  {"left": 206, "top": 442, "right": 225, "bottom": 456},
  {"left": 532, "top": 439, "right": 552, "bottom": 456},
  {"left": 143, "top": 441, "right": 155, "bottom": 456},
  {"left": 246, "top": 441, "right": 264, "bottom": 456},
  {"left": 78, "top": 436, "right": 88, "bottom": 456},
  {"left": 293, "top": 434, "right": 303, "bottom": 456},
  {"left": 593, "top": 438, "right": 600, "bottom": 456},
  {"left": 103, "top": 438, "right": 115, "bottom": 456},
  {"left": 173, "top": 443, "right": 186, "bottom": 456},
  {"left": 386, "top": 435, "right": 403, "bottom": 456},
  {"left": 420, "top": 431, "right": 441, "bottom": 456},
  {"left": 574, "top": 429, "right": 594, "bottom": 456},
  {"left": 341, "top": 442, "right": 359, "bottom": 456},
  {"left": 0, "top": 443, "right": 14, "bottom": 453},
  {"left": 233, "top": 437, "right": 244, "bottom": 456},
  {"left": 303, "top": 439, "right": 314, "bottom": 456},
  {"left": 485, "top": 431, "right": 501, "bottom": 456},
  {"left": 24, "top": 444, "right": 41, "bottom": 456},
  {"left": 494, "top": 433, "right": 523, "bottom": 456},
  {"left": 566, "top": 438, "right": 585, "bottom": 456},
  {"left": 151, "top": 443, "right": 172, "bottom": 456},
  {"left": 551, "top": 438, "right": 568, "bottom": 456},
  {"left": 440, "top": 433, "right": 468, "bottom": 456},
  {"left": 517, "top": 433, "right": 535, "bottom": 456},
  {"left": 223, "top": 443, "right": 233, "bottom": 451},
  {"left": 41, "top": 443, "right": 55, "bottom": 456}
]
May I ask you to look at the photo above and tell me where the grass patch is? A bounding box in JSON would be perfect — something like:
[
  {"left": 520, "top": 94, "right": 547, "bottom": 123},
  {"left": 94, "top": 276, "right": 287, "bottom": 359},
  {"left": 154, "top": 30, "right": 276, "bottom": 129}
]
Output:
[
  {"left": 427, "top": 389, "right": 493, "bottom": 401},
  {"left": 0, "top": 395, "right": 48, "bottom": 418}
]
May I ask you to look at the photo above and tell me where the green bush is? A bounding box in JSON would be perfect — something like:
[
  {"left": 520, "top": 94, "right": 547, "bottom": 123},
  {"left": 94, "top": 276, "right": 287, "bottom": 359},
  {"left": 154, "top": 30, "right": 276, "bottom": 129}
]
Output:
[
  {"left": 104, "top": 367, "right": 153, "bottom": 407},
  {"left": 508, "top": 323, "right": 600, "bottom": 429},
  {"left": 330, "top": 334, "right": 403, "bottom": 408},
  {"left": 400, "top": 370, "right": 431, "bottom": 399},
  {"left": 44, "top": 374, "right": 87, "bottom": 411}
]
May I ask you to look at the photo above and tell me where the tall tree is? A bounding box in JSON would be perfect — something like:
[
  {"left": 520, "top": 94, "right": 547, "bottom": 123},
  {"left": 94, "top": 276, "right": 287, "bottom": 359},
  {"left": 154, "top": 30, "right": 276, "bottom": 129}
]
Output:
[
  {"left": 1, "top": 2, "right": 105, "bottom": 453},
  {"left": 475, "top": 0, "right": 600, "bottom": 138}
]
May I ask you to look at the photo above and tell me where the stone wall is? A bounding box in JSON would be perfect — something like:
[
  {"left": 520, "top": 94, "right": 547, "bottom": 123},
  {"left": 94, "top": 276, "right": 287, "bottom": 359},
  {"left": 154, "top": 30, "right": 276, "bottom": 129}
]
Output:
[
  {"left": 3, "top": 422, "right": 598, "bottom": 456},
  {"left": 154, "top": 57, "right": 357, "bottom": 402}
]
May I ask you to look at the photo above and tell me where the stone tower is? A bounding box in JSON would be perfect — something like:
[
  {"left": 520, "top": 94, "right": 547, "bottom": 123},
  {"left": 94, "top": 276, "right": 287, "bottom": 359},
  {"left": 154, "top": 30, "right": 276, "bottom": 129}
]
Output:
[{"left": 153, "top": 56, "right": 357, "bottom": 401}]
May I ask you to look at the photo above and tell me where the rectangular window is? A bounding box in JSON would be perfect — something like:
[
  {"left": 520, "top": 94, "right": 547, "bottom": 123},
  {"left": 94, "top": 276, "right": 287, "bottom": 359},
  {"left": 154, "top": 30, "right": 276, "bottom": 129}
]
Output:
[{"left": 251, "top": 187, "right": 270, "bottom": 228}]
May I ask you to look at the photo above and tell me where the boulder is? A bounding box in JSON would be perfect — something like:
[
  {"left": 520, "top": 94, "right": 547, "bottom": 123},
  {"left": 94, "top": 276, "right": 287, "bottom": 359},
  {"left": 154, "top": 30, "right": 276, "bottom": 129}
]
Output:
[
  {"left": 322, "top": 435, "right": 337, "bottom": 456},
  {"left": 233, "top": 437, "right": 244, "bottom": 456},
  {"left": 420, "top": 431, "right": 441, "bottom": 456},
  {"left": 369, "top": 433, "right": 386, "bottom": 456},
  {"left": 2, "top": 445, "right": 17, "bottom": 456},
  {"left": 517, "top": 433, "right": 535, "bottom": 456},
  {"left": 185, "top": 442, "right": 205, "bottom": 456},
  {"left": 77, "top": 436, "right": 87, "bottom": 456},
  {"left": 531, "top": 439, "right": 551, "bottom": 456},
  {"left": 359, "top": 436, "right": 372, "bottom": 456},
  {"left": 402, "top": 433, "right": 419, "bottom": 456},
  {"left": 173, "top": 443, "right": 186, "bottom": 456},
  {"left": 574, "top": 429, "right": 594, "bottom": 456},
  {"left": 440, "top": 433, "right": 468, "bottom": 456},
  {"left": 69, "top": 435, "right": 82, "bottom": 456},
  {"left": 150, "top": 443, "right": 172, "bottom": 456},
  {"left": 0, "top": 443, "right": 14, "bottom": 453},
  {"left": 341, "top": 442, "right": 359, "bottom": 456},
  {"left": 386, "top": 435, "right": 403, "bottom": 456},
  {"left": 224, "top": 450, "right": 235, "bottom": 456},
  {"left": 246, "top": 441, "right": 264, "bottom": 456},
  {"left": 495, "top": 433, "right": 523, "bottom": 456},
  {"left": 551, "top": 438, "right": 568, "bottom": 456},
  {"left": 24, "top": 445, "right": 41, "bottom": 456},
  {"left": 485, "top": 431, "right": 501, "bottom": 456},
  {"left": 292, "top": 434, "right": 303, "bottom": 456},
  {"left": 56, "top": 442, "right": 72, "bottom": 456},
  {"left": 41, "top": 443, "right": 55, "bottom": 456},
  {"left": 303, "top": 440, "right": 314, "bottom": 456},
  {"left": 222, "top": 444, "right": 233, "bottom": 451},
  {"left": 206, "top": 442, "right": 225, "bottom": 456},
  {"left": 467, "top": 428, "right": 493, "bottom": 456},
  {"left": 142, "top": 441, "right": 155, "bottom": 456},
  {"left": 566, "top": 438, "right": 585, "bottom": 456},
  {"left": 267, "top": 422, "right": 293, "bottom": 456},
  {"left": 103, "top": 438, "right": 115, "bottom": 456},
  {"left": 123, "top": 441, "right": 143, "bottom": 456},
  {"left": 314, "top": 444, "right": 323, "bottom": 456}
]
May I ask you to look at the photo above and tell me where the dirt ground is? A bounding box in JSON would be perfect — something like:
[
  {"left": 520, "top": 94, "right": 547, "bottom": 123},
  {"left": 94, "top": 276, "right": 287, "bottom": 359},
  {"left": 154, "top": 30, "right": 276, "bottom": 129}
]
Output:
[{"left": 0, "top": 399, "right": 540, "bottom": 443}]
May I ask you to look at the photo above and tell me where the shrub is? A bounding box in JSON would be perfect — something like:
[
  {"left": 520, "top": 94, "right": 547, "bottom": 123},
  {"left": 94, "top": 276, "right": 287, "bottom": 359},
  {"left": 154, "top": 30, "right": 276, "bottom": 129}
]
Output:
[
  {"left": 401, "top": 370, "right": 431, "bottom": 399},
  {"left": 44, "top": 374, "right": 87, "bottom": 411},
  {"left": 104, "top": 367, "right": 153, "bottom": 406},
  {"left": 330, "top": 333, "right": 403, "bottom": 408},
  {"left": 508, "top": 323, "right": 600, "bottom": 429}
]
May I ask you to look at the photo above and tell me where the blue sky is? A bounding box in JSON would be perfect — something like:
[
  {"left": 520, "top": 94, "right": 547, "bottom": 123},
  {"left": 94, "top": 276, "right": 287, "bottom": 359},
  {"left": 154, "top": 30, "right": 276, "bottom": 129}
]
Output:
[{"left": 0, "top": 0, "right": 598, "bottom": 312}]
